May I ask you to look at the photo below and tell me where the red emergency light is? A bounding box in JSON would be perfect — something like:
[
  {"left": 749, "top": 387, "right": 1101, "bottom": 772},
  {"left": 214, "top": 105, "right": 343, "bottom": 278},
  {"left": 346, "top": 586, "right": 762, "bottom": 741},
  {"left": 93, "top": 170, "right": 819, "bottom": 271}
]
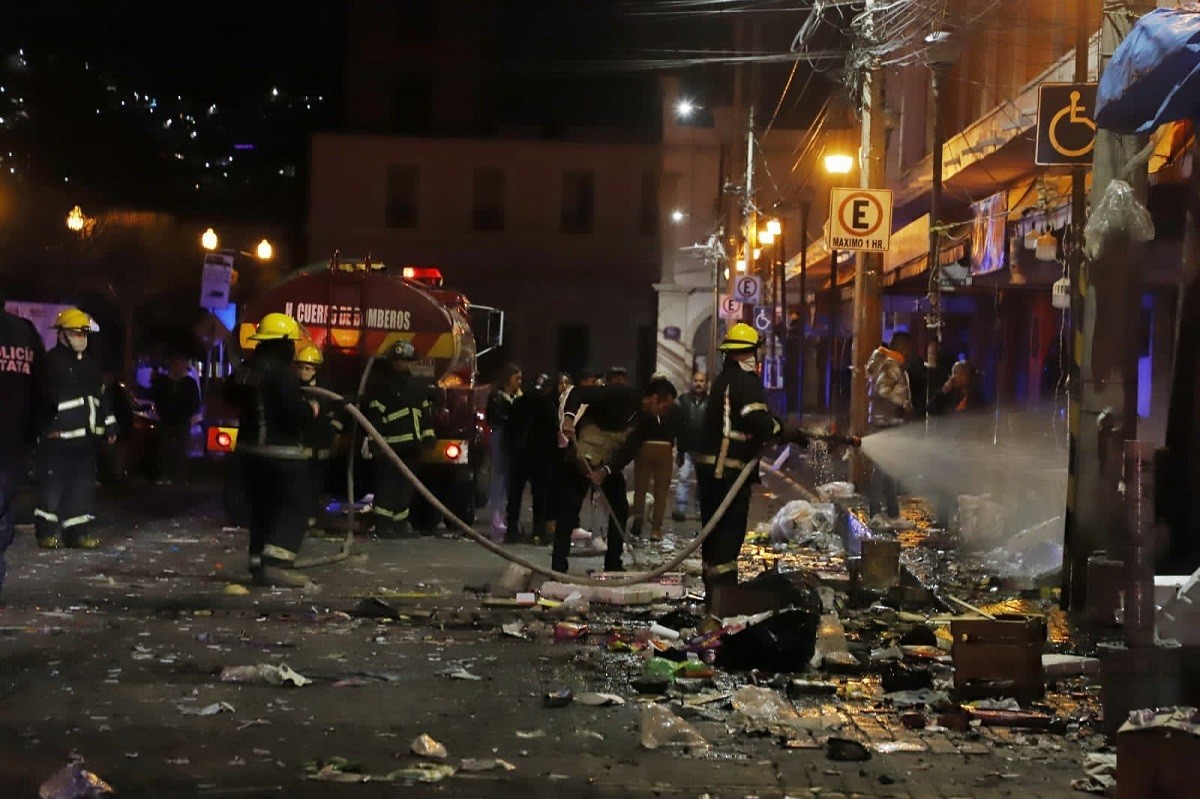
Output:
[
  {"left": 207, "top": 426, "right": 238, "bottom": 453},
  {"left": 401, "top": 266, "right": 444, "bottom": 287},
  {"left": 443, "top": 442, "right": 461, "bottom": 461}
]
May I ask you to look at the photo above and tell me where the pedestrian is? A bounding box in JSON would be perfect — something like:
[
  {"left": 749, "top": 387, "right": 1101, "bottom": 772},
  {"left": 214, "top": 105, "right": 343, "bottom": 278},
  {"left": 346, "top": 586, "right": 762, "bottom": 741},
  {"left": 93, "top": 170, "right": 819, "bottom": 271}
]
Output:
[
  {"left": 151, "top": 354, "right": 200, "bottom": 484},
  {"left": 672, "top": 370, "right": 708, "bottom": 522},
  {"left": 694, "top": 323, "right": 782, "bottom": 597},
  {"left": 364, "top": 340, "right": 435, "bottom": 537},
  {"left": 553, "top": 375, "right": 674, "bottom": 574},
  {"left": 293, "top": 342, "right": 345, "bottom": 532},
  {"left": 485, "top": 364, "right": 521, "bottom": 540},
  {"left": 34, "top": 308, "right": 117, "bottom": 550},
  {"left": 0, "top": 297, "right": 50, "bottom": 595},
  {"left": 224, "top": 312, "right": 317, "bottom": 588},
  {"left": 506, "top": 372, "right": 558, "bottom": 542},
  {"left": 929, "top": 359, "right": 986, "bottom": 416},
  {"left": 630, "top": 377, "right": 679, "bottom": 540},
  {"left": 865, "top": 334, "right": 914, "bottom": 529}
]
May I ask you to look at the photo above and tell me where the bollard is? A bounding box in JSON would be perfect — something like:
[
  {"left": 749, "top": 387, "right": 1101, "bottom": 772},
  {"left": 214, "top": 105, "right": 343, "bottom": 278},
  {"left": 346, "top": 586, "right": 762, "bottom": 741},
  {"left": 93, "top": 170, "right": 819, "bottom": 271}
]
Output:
[{"left": 1123, "top": 441, "right": 1156, "bottom": 648}]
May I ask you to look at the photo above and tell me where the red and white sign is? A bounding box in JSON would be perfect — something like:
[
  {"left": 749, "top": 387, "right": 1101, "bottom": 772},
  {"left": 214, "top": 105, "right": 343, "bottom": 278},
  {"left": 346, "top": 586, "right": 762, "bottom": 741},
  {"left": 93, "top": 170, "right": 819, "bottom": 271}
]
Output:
[
  {"left": 718, "top": 296, "right": 742, "bottom": 320},
  {"left": 828, "top": 187, "right": 893, "bottom": 253}
]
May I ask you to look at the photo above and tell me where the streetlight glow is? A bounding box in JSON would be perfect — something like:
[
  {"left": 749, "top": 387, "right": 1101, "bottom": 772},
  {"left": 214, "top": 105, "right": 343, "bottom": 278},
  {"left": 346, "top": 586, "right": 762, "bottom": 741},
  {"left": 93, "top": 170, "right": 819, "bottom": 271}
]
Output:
[
  {"left": 759, "top": 230, "right": 775, "bottom": 246},
  {"left": 767, "top": 219, "right": 782, "bottom": 237},
  {"left": 256, "top": 239, "right": 273, "bottom": 260},
  {"left": 670, "top": 209, "right": 686, "bottom": 224},
  {"left": 201, "top": 227, "right": 219, "bottom": 251},
  {"left": 824, "top": 154, "right": 854, "bottom": 175},
  {"left": 66, "top": 205, "right": 85, "bottom": 232},
  {"left": 676, "top": 99, "right": 695, "bottom": 118},
  {"left": 735, "top": 259, "right": 747, "bottom": 272}
]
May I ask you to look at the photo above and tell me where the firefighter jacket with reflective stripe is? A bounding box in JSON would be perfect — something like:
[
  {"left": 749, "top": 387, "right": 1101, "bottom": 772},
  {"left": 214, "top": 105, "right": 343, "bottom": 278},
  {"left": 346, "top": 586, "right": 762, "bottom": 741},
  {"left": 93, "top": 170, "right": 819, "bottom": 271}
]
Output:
[
  {"left": 696, "top": 359, "right": 780, "bottom": 481},
  {"left": 0, "top": 310, "right": 49, "bottom": 456},
  {"left": 43, "top": 344, "right": 116, "bottom": 442},
  {"left": 365, "top": 370, "right": 435, "bottom": 456},
  {"left": 300, "top": 377, "right": 344, "bottom": 459},
  {"left": 224, "top": 346, "right": 312, "bottom": 459}
]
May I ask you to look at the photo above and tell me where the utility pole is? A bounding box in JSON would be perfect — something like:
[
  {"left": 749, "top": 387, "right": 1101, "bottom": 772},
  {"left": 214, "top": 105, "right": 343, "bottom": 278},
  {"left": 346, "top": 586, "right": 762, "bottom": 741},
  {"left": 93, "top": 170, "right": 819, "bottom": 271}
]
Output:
[
  {"left": 745, "top": 106, "right": 758, "bottom": 329},
  {"left": 849, "top": 0, "right": 886, "bottom": 486},
  {"left": 1063, "top": 0, "right": 1154, "bottom": 609}
]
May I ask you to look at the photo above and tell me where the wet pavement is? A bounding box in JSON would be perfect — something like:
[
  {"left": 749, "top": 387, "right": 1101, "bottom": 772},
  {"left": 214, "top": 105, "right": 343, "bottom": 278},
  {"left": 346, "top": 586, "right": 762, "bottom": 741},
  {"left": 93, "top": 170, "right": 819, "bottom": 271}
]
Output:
[{"left": 0, "top": 461, "right": 1112, "bottom": 798}]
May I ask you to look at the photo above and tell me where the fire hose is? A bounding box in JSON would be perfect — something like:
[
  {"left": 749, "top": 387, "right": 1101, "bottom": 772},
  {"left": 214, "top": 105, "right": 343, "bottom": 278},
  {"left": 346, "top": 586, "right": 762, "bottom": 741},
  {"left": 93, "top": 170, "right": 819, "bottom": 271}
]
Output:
[{"left": 300, "top": 384, "right": 757, "bottom": 587}]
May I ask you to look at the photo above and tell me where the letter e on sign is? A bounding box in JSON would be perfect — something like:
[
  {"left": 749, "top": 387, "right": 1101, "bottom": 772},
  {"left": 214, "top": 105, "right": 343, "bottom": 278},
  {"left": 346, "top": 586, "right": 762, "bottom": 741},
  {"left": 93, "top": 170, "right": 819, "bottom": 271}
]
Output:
[{"left": 827, "top": 187, "right": 893, "bottom": 253}]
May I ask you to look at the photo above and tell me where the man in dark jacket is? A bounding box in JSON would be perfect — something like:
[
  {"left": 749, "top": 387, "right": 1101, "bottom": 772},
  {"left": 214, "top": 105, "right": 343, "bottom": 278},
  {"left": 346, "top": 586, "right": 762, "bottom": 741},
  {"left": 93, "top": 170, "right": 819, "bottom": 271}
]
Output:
[
  {"left": 151, "top": 354, "right": 200, "bottom": 484},
  {"left": 294, "top": 343, "right": 344, "bottom": 532},
  {"left": 0, "top": 301, "right": 49, "bottom": 594},
  {"left": 506, "top": 373, "right": 558, "bottom": 543},
  {"left": 224, "top": 312, "right": 317, "bottom": 588},
  {"left": 672, "top": 370, "right": 708, "bottom": 521},
  {"left": 364, "top": 339, "right": 435, "bottom": 537},
  {"left": 35, "top": 308, "right": 117, "bottom": 550}
]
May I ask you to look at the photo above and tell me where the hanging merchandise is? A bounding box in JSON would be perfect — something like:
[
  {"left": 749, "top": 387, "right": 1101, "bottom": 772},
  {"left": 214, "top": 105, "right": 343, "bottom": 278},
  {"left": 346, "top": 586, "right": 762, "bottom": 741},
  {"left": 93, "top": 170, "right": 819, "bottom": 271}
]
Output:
[
  {"left": 1052, "top": 276, "right": 1071, "bottom": 309},
  {"left": 1024, "top": 228, "right": 1040, "bottom": 250},
  {"left": 1035, "top": 229, "right": 1058, "bottom": 262}
]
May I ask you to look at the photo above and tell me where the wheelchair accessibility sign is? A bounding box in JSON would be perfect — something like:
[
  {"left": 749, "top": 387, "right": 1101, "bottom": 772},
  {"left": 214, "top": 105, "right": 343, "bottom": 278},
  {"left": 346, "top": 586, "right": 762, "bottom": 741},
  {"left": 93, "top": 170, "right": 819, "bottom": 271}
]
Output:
[{"left": 1035, "top": 83, "right": 1097, "bottom": 166}]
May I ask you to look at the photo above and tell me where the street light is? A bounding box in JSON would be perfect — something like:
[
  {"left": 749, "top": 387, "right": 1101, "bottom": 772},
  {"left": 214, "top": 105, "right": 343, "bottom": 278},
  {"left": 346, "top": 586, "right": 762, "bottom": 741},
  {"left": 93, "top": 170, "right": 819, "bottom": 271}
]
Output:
[
  {"left": 676, "top": 99, "right": 696, "bottom": 119},
  {"left": 824, "top": 154, "right": 854, "bottom": 175},
  {"left": 201, "top": 227, "right": 219, "bottom": 251},
  {"left": 670, "top": 209, "right": 686, "bottom": 224},
  {"left": 66, "top": 205, "right": 86, "bottom": 232},
  {"left": 256, "top": 239, "right": 273, "bottom": 260},
  {"left": 767, "top": 218, "right": 782, "bottom": 237}
]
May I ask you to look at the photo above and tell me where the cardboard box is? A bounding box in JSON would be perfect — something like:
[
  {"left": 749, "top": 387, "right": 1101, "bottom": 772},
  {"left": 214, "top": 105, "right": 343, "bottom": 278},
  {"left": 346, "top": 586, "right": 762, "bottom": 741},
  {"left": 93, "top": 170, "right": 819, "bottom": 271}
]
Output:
[{"left": 951, "top": 615, "right": 1046, "bottom": 703}]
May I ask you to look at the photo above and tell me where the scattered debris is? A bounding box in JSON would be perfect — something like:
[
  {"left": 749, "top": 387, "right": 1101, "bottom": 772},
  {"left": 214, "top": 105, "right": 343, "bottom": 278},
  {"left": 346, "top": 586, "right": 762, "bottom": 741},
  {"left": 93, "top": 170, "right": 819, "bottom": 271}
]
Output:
[
  {"left": 38, "top": 763, "right": 114, "bottom": 799},
  {"left": 825, "top": 737, "right": 871, "bottom": 762},
  {"left": 223, "top": 583, "right": 250, "bottom": 596},
  {"left": 179, "top": 702, "right": 236, "bottom": 717},
  {"left": 410, "top": 733, "right": 448, "bottom": 760},
  {"left": 1070, "top": 753, "right": 1117, "bottom": 794},
  {"left": 440, "top": 666, "right": 483, "bottom": 681},
  {"left": 640, "top": 704, "right": 708, "bottom": 750},
  {"left": 220, "top": 663, "right": 312, "bottom": 687},
  {"left": 543, "top": 689, "right": 574, "bottom": 708},
  {"left": 576, "top": 692, "right": 625, "bottom": 707},
  {"left": 459, "top": 758, "right": 516, "bottom": 772}
]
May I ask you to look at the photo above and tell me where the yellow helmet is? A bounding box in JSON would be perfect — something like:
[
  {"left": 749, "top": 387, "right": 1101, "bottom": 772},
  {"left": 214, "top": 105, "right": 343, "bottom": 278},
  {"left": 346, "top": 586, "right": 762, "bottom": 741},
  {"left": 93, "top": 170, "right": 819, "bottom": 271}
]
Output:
[
  {"left": 294, "top": 343, "right": 323, "bottom": 366},
  {"left": 54, "top": 307, "right": 99, "bottom": 333},
  {"left": 719, "top": 322, "right": 759, "bottom": 352},
  {"left": 249, "top": 312, "right": 301, "bottom": 341}
]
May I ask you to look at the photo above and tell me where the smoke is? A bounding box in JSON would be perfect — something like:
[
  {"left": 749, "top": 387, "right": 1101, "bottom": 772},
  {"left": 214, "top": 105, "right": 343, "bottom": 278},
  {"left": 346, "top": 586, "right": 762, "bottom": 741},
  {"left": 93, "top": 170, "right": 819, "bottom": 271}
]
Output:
[{"left": 860, "top": 408, "right": 1068, "bottom": 577}]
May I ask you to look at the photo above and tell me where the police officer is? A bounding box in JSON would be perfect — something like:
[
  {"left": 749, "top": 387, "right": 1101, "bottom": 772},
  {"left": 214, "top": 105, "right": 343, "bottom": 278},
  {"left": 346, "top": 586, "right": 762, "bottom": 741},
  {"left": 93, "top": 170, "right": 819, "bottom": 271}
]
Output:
[
  {"left": 0, "top": 297, "right": 49, "bottom": 594},
  {"left": 695, "top": 322, "right": 781, "bottom": 595},
  {"left": 364, "top": 339, "right": 434, "bottom": 537},
  {"left": 35, "top": 308, "right": 117, "bottom": 550},
  {"left": 294, "top": 343, "right": 344, "bottom": 532},
  {"left": 225, "top": 312, "right": 317, "bottom": 588}
]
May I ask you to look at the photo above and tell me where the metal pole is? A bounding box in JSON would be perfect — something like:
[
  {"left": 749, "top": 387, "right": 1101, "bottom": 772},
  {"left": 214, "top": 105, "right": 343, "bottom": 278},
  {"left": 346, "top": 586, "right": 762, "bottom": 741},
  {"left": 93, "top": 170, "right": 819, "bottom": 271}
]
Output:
[
  {"left": 925, "top": 62, "right": 946, "bottom": 422},
  {"left": 849, "top": 9, "right": 887, "bottom": 486},
  {"left": 779, "top": 229, "right": 790, "bottom": 416},
  {"left": 1062, "top": 0, "right": 1091, "bottom": 608},
  {"left": 797, "top": 203, "right": 809, "bottom": 422},
  {"left": 744, "top": 107, "right": 757, "bottom": 326}
]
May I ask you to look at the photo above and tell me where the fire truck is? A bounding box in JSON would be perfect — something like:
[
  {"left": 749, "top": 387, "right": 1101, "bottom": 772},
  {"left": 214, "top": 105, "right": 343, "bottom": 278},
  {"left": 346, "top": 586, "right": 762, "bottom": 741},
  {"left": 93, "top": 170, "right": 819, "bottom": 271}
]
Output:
[{"left": 208, "top": 255, "right": 503, "bottom": 529}]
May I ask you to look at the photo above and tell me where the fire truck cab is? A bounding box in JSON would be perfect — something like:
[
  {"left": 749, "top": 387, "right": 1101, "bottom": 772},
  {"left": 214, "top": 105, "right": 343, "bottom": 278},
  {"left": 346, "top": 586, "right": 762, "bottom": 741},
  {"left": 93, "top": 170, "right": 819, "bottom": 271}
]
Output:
[{"left": 210, "top": 255, "right": 503, "bottom": 530}]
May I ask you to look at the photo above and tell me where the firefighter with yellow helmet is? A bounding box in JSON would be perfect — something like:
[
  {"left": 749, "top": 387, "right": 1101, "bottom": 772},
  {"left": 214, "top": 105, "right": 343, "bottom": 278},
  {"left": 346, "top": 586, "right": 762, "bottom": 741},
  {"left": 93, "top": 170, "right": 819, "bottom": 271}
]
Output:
[
  {"left": 224, "top": 312, "right": 320, "bottom": 588},
  {"left": 293, "top": 342, "right": 345, "bottom": 531},
  {"left": 34, "top": 307, "right": 115, "bottom": 549},
  {"left": 694, "top": 322, "right": 782, "bottom": 597}
]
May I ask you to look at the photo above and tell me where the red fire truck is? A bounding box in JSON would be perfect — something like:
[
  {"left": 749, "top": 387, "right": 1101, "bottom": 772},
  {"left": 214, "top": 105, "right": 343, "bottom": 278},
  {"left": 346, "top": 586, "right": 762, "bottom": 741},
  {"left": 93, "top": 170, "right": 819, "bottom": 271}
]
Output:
[{"left": 208, "top": 255, "right": 503, "bottom": 529}]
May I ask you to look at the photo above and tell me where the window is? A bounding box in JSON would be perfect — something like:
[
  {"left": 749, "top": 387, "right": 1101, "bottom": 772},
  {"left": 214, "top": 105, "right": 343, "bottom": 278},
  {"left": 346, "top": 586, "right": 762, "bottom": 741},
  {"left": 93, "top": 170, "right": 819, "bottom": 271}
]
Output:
[
  {"left": 472, "top": 167, "right": 505, "bottom": 231},
  {"left": 393, "top": 69, "right": 433, "bottom": 133},
  {"left": 385, "top": 165, "right": 419, "bottom": 229},
  {"left": 560, "top": 170, "right": 594, "bottom": 234},
  {"left": 396, "top": 0, "right": 436, "bottom": 42},
  {"left": 638, "top": 171, "right": 658, "bottom": 235}
]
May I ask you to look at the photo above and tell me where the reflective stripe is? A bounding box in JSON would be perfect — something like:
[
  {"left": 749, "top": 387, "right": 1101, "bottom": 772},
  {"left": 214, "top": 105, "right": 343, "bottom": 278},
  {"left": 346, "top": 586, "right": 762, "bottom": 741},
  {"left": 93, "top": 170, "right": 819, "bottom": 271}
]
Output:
[
  {"left": 248, "top": 555, "right": 263, "bottom": 568},
  {"left": 103, "top": 415, "right": 117, "bottom": 426},
  {"left": 384, "top": 433, "right": 414, "bottom": 444},
  {"left": 375, "top": 506, "right": 410, "bottom": 520},
  {"left": 695, "top": 454, "right": 746, "bottom": 469},
  {"left": 727, "top": 431, "right": 750, "bottom": 441},
  {"left": 367, "top": 401, "right": 387, "bottom": 413},
  {"left": 238, "top": 443, "right": 310, "bottom": 459},
  {"left": 384, "top": 408, "right": 412, "bottom": 423},
  {"left": 330, "top": 419, "right": 345, "bottom": 431},
  {"left": 706, "top": 561, "right": 738, "bottom": 577},
  {"left": 34, "top": 509, "right": 58, "bottom": 522},
  {"left": 771, "top": 419, "right": 781, "bottom": 435},
  {"left": 62, "top": 514, "right": 91, "bottom": 528},
  {"left": 261, "top": 543, "right": 296, "bottom": 562},
  {"left": 740, "top": 402, "right": 769, "bottom": 416},
  {"left": 58, "top": 397, "right": 85, "bottom": 411},
  {"left": 420, "top": 429, "right": 435, "bottom": 440},
  {"left": 313, "top": 448, "right": 333, "bottom": 460},
  {"left": 58, "top": 429, "right": 88, "bottom": 439}
]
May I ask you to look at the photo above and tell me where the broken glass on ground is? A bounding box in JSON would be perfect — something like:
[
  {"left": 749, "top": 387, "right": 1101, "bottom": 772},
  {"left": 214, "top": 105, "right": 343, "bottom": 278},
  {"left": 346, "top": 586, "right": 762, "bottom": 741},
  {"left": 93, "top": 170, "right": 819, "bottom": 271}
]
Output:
[
  {"left": 38, "top": 763, "right": 114, "bottom": 799},
  {"left": 219, "top": 663, "right": 312, "bottom": 687},
  {"left": 639, "top": 704, "right": 708, "bottom": 750}
]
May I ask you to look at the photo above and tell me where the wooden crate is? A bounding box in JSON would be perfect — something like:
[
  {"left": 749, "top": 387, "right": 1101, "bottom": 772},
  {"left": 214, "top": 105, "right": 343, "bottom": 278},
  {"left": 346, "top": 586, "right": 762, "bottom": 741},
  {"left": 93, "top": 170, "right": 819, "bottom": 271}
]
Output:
[{"left": 951, "top": 615, "right": 1046, "bottom": 703}]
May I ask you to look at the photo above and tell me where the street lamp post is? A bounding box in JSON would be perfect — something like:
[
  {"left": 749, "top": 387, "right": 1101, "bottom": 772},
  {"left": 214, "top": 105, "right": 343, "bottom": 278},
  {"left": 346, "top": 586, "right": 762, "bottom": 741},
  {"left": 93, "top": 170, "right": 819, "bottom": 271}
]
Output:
[{"left": 823, "top": 153, "right": 854, "bottom": 423}]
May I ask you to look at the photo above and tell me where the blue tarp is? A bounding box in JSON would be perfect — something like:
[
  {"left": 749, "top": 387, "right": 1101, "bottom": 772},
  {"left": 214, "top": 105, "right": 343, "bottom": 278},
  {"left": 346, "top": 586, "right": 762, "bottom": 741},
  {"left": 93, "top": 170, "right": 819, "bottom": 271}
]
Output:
[{"left": 1095, "top": 5, "right": 1200, "bottom": 134}]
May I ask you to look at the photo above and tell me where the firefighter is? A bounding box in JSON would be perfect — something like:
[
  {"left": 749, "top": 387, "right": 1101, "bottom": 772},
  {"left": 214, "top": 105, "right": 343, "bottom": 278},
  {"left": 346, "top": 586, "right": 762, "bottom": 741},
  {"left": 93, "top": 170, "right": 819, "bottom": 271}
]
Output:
[
  {"left": 34, "top": 308, "right": 116, "bottom": 550},
  {"left": 294, "top": 342, "right": 344, "bottom": 532},
  {"left": 694, "top": 322, "right": 782, "bottom": 596},
  {"left": 225, "top": 312, "right": 317, "bottom": 588},
  {"left": 365, "top": 339, "right": 435, "bottom": 537}
]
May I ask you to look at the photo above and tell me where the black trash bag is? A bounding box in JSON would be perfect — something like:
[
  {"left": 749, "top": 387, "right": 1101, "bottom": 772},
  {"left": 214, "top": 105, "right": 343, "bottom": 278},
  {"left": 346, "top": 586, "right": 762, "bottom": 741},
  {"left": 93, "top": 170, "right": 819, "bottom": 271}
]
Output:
[
  {"left": 880, "top": 661, "right": 933, "bottom": 693},
  {"left": 714, "top": 608, "right": 821, "bottom": 673},
  {"left": 739, "top": 569, "right": 823, "bottom": 610}
]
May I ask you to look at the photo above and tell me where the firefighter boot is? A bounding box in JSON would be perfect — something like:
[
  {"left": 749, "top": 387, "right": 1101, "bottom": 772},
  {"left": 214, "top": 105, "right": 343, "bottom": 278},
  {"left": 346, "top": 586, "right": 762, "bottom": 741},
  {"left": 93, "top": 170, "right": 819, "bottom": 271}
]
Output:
[
  {"left": 37, "top": 535, "right": 61, "bottom": 549},
  {"left": 65, "top": 534, "right": 101, "bottom": 550},
  {"left": 253, "top": 564, "right": 313, "bottom": 589}
]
